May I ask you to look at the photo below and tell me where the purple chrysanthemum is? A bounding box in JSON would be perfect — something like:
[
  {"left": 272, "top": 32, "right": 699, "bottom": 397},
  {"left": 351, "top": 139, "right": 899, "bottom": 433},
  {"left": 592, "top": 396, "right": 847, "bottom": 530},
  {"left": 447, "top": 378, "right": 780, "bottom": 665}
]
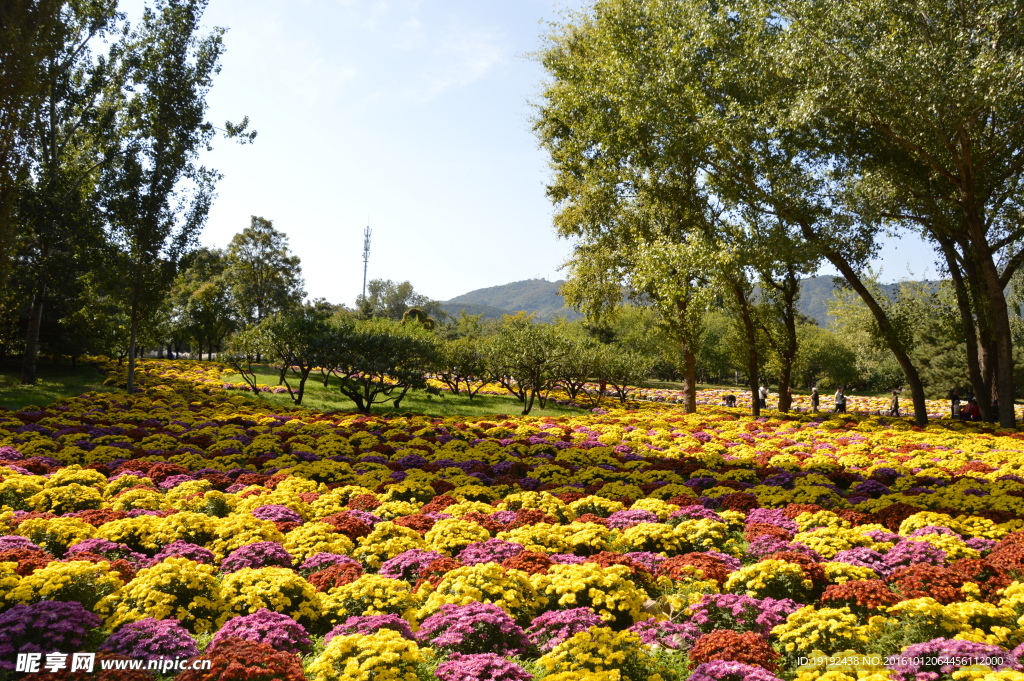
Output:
[
  {"left": 606, "top": 509, "right": 660, "bottom": 529},
  {"left": 689, "top": 660, "right": 785, "bottom": 681},
  {"left": 99, "top": 617, "right": 198, "bottom": 660},
  {"left": 220, "top": 541, "right": 293, "bottom": 572},
  {"left": 379, "top": 549, "right": 446, "bottom": 581},
  {"left": 888, "top": 638, "right": 1019, "bottom": 680},
  {"left": 211, "top": 609, "right": 311, "bottom": 654},
  {"left": 628, "top": 618, "right": 699, "bottom": 649},
  {"left": 435, "top": 653, "right": 533, "bottom": 681},
  {"left": 325, "top": 614, "right": 415, "bottom": 642},
  {"left": 300, "top": 552, "right": 361, "bottom": 572},
  {"left": 417, "top": 603, "right": 529, "bottom": 656},
  {"left": 457, "top": 539, "right": 524, "bottom": 565},
  {"left": 526, "top": 607, "right": 604, "bottom": 652},
  {"left": 251, "top": 504, "right": 303, "bottom": 524},
  {"left": 687, "top": 594, "right": 800, "bottom": 636},
  {"left": 0, "top": 602, "right": 101, "bottom": 670},
  {"left": 153, "top": 540, "right": 216, "bottom": 564}
]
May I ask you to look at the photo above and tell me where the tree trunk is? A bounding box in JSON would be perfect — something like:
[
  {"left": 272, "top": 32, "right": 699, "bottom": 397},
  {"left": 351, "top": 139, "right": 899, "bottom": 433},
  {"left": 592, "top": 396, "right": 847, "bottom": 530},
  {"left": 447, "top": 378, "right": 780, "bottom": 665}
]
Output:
[
  {"left": 939, "top": 238, "right": 990, "bottom": 414},
  {"left": 680, "top": 345, "right": 697, "bottom": 413},
  {"left": 804, "top": 227, "right": 928, "bottom": 425},
  {"left": 127, "top": 313, "right": 138, "bottom": 394},
  {"left": 20, "top": 282, "right": 46, "bottom": 385},
  {"left": 974, "top": 246, "right": 1017, "bottom": 427},
  {"left": 733, "top": 284, "right": 761, "bottom": 418}
]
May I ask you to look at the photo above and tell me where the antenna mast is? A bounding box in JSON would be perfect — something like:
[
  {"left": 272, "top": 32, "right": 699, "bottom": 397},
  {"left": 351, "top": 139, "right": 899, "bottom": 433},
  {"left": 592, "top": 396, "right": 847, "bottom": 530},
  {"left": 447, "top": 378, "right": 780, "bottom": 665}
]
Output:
[{"left": 361, "top": 224, "right": 371, "bottom": 300}]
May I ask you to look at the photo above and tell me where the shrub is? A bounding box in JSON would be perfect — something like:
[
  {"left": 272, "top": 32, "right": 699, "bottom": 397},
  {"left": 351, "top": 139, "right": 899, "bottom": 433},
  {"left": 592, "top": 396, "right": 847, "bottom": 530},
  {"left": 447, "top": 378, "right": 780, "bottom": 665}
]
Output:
[
  {"left": 219, "top": 567, "right": 320, "bottom": 628},
  {"left": 0, "top": 601, "right": 100, "bottom": 670},
  {"left": 307, "top": 629, "right": 423, "bottom": 681},
  {"left": 99, "top": 617, "right": 198, "bottom": 660},
  {"left": 416, "top": 602, "right": 529, "bottom": 656},
  {"left": 211, "top": 609, "right": 311, "bottom": 654},
  {"left": 100, "top": 557, "right": 224, "bottom": 634},
  {"left": 177, "top": 637, "right": 306, "bottom": 681}
]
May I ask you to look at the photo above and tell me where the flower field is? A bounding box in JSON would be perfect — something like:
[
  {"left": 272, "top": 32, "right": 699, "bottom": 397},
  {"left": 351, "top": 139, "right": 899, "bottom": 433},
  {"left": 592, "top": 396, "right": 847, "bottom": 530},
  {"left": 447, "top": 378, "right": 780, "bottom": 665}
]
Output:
[{"left": 3, "top": 360, "right": 1024, "bottom": 680}]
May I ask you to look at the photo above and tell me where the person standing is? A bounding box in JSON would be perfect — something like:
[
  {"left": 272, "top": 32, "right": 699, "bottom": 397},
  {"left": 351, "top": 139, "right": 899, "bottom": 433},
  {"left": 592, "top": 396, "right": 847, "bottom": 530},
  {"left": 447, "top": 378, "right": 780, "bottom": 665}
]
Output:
[
  {"left": 834, "top": 386, "right": 847, "bottom": 414},
  {"left": 888, "top": 389, "right": 900, "bottom": 417},
  {"left": 949, "top": 390, "right": 961, "bottom": 419},
  {"left": 759, "top": 385, "right": 768, "bottom": 409},
  {"left": 810, "top": 386, "right": 819, "bottom": 413}
]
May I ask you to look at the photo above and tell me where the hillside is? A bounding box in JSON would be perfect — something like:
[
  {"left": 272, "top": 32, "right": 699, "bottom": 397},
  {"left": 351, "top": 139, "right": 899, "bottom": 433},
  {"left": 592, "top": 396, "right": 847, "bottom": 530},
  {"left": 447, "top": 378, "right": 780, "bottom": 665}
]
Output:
[
  {"left": 443, "top": 275, "right": 938, "bottom": 326},
  {"left": 443, "top": 279, "right": 582, "bottom": 321}
]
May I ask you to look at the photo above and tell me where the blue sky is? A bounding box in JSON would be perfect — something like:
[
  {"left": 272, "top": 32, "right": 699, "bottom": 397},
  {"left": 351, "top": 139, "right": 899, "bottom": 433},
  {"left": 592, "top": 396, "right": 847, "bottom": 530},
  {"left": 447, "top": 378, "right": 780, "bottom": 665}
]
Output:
[{"left": 171, "top": 0, "right": 938, "bottom": 305}]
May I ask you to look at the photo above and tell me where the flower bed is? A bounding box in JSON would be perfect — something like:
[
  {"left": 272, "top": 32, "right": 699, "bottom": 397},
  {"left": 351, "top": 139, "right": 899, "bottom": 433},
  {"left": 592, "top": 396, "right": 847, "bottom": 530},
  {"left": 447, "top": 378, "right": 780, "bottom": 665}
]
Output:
[{"left": 1, "top": 358, "right": 1024, "bottom": 679}]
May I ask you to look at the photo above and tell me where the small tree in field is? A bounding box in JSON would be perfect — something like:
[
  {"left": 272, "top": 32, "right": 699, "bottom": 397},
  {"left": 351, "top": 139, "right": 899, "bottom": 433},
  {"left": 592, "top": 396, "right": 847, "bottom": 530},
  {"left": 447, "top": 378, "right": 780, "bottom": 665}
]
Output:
[
  {"left": 224, "top": 325, "right": 267, "bottom": 394},
  {"left": 487, "top": 313, "right": 562, "bottom": 415},
  {"left": 262, "top": 305, "right": 333, "bottom": 406},
  {"left": 597, "top": 346, "right": 653, "bottom": 405},
  {"left": 435, "top": 337, "right": 489, "bottom": 399},
  {"left": 325, "top": 318, "right": 438, "bottom": 413}
]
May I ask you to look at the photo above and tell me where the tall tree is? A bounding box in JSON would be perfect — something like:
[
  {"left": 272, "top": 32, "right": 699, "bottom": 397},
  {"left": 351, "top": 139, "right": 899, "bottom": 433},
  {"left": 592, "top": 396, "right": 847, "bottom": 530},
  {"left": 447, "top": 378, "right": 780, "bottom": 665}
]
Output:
[
  {"left": 535, "top": 0, "right": 933, "bottom": 424},
  {"left": 102, "top": 0, "right": 250, "bottom": 393},
  {"left": 170, "top": 246, "right": 236, "bottom": 359},
  {"left": 226, "top": 215, "right": 304, "bottom": 326},
  {"left": 780, "top": 0, "right": 1024, "bottom": 426},
  {"left": 14, "top": 0, "right": 123, "bottom": 384},
  {"left": 0, "top": 0, "right": 64, "bottom": 289}
]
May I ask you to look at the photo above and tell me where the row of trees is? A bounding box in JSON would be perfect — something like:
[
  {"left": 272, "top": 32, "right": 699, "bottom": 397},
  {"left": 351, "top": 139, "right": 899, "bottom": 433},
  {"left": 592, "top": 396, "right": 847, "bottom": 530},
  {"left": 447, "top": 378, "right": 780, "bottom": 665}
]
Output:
[
  {"left": 535, "top": 0, "right": 1024, "bottom": 426},
  {"left": 225, "top": 308, "right": 652, "bottom": 415},
  {"left": 0, "top": 0, "right": 254, "bottom": 392}
]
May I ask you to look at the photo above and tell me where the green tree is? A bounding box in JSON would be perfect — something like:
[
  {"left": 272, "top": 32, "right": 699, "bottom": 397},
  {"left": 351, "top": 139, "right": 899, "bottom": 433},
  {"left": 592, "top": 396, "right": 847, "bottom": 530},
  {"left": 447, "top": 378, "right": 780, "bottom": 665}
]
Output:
[
  {"left": 261, "top": 304, "right": 333, "bottom": 405},
  {"left": 780, "top": 0, "right": 1024, "bottom": 426},
  {"left": 358, "top": 279, "right": 445, "bottom": 323},
  {"left": 434, "top": 337, "right": 490, "bottom": 399},
  {"left": 170, "top": 247, "right": 236, "bottom": 360},
  {"left": 102, "top": 0, "right": 251, "bottom": 394},
  {"left": 486, "top": 312, "right": 562, "bottom": 415},
  {"left": 0, "top": 0, "right": 64, "bottom": 289},
  {"left": 323, "top": 317, "right": 438, "bottom": 413},
  {"left": 534, "top": 0, "right": 931, "bottom": 424},
  {"left": 14, "top": 0, "right": 123, "bottom": 384},
  {"left": 226, "top": 216, "right": 304, "bottom": 327}
]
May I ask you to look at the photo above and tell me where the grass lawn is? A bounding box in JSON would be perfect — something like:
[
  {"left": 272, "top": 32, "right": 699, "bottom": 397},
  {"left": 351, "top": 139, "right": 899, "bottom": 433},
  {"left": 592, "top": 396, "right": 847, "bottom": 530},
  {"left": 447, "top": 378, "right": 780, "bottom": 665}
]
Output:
[
  {"left": 223, "top": 365, "right": 589, "bottom": 418},
  {"left": 0, "top": 357, "right": 116, "bottom": 411}
]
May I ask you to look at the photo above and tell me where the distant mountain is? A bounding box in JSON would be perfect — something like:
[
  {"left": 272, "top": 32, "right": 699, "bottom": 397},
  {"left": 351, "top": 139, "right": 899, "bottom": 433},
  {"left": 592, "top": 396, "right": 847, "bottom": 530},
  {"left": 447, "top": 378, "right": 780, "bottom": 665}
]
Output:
[
  {"left": 796, "top": 275, "right": 940, "bottom": 326},
  {"left": 442, "top": 275, "right": 937, "bottom": 326},
  {"left": 442, "top": 279, "right": 582, "bottom": 321}
]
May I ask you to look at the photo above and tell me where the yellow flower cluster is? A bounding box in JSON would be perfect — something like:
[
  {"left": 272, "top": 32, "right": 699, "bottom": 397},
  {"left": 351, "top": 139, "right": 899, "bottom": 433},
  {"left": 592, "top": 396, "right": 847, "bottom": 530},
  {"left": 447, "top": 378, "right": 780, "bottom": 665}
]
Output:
[
  {"left": 321, "top": 574, "right": 416, "bottom": 626},
  {"left": 538, "top": 626, "right": 652, "bottom": 681},
  {"left": 417, "top": 563, "right": 542, "bottom": 622},
  {"left": 100, "top": 557, "right": 225, "bottom": 633},
  {"left": 220, "top": 566, "right": 321, "bottom": 626},
  {"left": 8, "top": 560, "right": 121, "bottom": 612},
  {"left": 308, "top": 629, "right": 424, "bottom": 681},
  {"left": 772, "top": 606, "right": 870, "bottom": 661},
  {"left": 725, "top": 560, "right": 814, "bottom": 601},
  {"left": 353, "top": 522, "right": 426, "bottom": 569},
  {"left": 532, "top": 563, "right": 649, "bottom": 628}
]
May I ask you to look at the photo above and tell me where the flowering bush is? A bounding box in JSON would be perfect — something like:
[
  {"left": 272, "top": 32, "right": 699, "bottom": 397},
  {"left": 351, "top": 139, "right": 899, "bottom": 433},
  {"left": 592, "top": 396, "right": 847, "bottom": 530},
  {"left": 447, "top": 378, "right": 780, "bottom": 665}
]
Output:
[
  {"left": 100, "top": 557, "right": 224, "bottom": 633},
  {"left": 99, "top": 617, "right": 198, "bottom": 660},
  {"left": 417, "top": 602, "right": 530, "bottom": 656},
  {"left": 0, "top": 601, "right": 100, "bottom": 670},
  {"left": 307, "top": 629, "right": 423, "bottom": 681},
  {"left": 210, "top": 608, "right": 311, "bottom": 654},
  {"left": 221, "top": 541, "right": 294, "bottom": 572},
  {"left": 435, "top": 653, "right": 534, "bottom": 681},
  {"left": 532, "top": 562, "right": 648, "bottom": 628},
  {"left": 219, "top": 567, "right": 320, "bottom": 627},
  {"left": 537, "top": 626, "right": 658, "bottom": 681},
  {"left": 177, "top": 637, "right": 306, "bottom": 681},
  {"left": 689, "top": 630, "right": 781, "bottom": 671},
  {"left": 417, "top": 563, "right": 542, "bottom": 623},
  {"left": 526, "top": 608, "right": 605, "bottom": 651},
  {"left": 9, "top": 560, "right": 121, "bottom": 612},
  {"left": 325, "top": 614, "right": 415, "bottom": 642},
  {"left": 320, "top": 574, "right": 416, "bottom": 625}
]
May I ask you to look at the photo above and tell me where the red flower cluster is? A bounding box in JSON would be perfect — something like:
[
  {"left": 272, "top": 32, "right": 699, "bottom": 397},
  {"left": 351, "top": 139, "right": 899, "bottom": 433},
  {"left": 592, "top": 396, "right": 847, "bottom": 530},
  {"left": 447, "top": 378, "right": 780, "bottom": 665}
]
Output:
[
  {"left": 308, "top": 563, "right": 364, "bottom": 592},
  {"left": 689, "top": 630, "right": 780, "bottom": 671},
  {"left": 820, "top": 579, "right": 901, "bottom": 615}
]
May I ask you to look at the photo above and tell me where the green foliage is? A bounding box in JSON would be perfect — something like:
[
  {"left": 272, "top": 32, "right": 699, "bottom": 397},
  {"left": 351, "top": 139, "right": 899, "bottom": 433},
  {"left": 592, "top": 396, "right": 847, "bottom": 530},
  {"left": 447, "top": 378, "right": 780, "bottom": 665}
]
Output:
[
  {"left": 486, "top": 313, "right": 562, "bottom": 415},
  {"left": 226, "top": 216, "right": 304, "bottom": 326},
  {"left": 325, "top": 317, "right": 439, "bottom": 414},
  {"left": 358, "top": 279, "right": 444, "bottom": 323}
]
